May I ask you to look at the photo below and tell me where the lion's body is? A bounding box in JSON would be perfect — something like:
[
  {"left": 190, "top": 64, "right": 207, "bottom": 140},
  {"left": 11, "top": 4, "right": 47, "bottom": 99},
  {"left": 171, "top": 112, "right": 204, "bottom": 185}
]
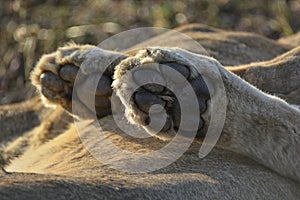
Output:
[
  {"left": 1, "top": 24, "right": 300, "bottom": 199},
  {"left": 2, "top": 115, "right": 300, "bottom": 199}
]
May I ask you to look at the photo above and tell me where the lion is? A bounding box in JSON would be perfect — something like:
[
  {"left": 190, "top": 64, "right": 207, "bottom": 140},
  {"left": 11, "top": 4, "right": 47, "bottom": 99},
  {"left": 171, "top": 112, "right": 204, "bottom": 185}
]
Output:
[{"left": 0, "top": 24, "right": 299, "bottom": 199}]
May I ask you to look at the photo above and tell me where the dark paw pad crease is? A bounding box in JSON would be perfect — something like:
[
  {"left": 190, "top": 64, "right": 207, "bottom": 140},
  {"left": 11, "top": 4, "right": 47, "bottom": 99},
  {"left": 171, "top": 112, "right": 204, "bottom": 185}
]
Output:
[{"left": 134, "top": 91, "right": 166, "bottom": 114}]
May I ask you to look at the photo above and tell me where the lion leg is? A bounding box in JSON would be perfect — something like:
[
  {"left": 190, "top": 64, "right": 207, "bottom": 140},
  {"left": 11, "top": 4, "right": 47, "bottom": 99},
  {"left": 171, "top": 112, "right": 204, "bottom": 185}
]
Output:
[
  {"left": 113, "top": 47, "right": 300, "bottom": 182},
  {"left": 226, "top": 47, "right": 300, "bottom": 104},
  {"left": 31, "top": 43, "right": 126, "bottom": 118}
]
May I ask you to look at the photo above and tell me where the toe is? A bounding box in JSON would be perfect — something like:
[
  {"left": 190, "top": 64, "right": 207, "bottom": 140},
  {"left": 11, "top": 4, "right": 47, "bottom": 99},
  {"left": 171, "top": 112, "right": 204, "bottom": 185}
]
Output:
[
  {"left": 59, "top": 65, "right": 79, "bottom": 82},
  {"left": 40, "top": 72, "right": 64, "bottom": 92}
]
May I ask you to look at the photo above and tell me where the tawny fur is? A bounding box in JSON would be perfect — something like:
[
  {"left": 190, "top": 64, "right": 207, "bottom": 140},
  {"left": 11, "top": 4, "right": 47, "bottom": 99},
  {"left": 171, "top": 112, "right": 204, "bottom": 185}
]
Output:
[{"left": 1, "top": 24, "right": 300, "bottom": 199}]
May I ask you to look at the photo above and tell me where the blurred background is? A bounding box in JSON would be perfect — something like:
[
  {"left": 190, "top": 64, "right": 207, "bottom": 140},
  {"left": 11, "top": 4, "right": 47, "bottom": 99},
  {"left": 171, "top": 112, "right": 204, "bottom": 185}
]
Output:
[{"left": 1, "top": 0, "right": 300, "bottom": 104}]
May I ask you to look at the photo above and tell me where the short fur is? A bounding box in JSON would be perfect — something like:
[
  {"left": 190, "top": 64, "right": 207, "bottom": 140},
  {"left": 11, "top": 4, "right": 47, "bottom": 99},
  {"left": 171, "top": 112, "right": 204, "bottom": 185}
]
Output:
[{"left": 1, "top": 24, "right": 300, "bottom": 199}]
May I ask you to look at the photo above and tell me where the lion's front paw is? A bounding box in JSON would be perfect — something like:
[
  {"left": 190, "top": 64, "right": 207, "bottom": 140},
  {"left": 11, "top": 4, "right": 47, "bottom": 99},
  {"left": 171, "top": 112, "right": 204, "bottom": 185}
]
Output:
[
  {"left": 31, "top": 44, "right": 125, "bottom": 118},
  {"left": 113, "top": 48, "right": 211, "bottom": 140}
]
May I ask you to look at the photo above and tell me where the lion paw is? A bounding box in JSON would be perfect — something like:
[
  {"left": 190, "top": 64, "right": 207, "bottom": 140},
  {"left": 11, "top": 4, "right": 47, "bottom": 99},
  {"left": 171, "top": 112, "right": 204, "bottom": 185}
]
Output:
[
  {"left": 113, "top": 48, "right": 211, "bottom": 140},
  {"left": 31, "top": 43, "right": 125, "bottom": 118}
]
